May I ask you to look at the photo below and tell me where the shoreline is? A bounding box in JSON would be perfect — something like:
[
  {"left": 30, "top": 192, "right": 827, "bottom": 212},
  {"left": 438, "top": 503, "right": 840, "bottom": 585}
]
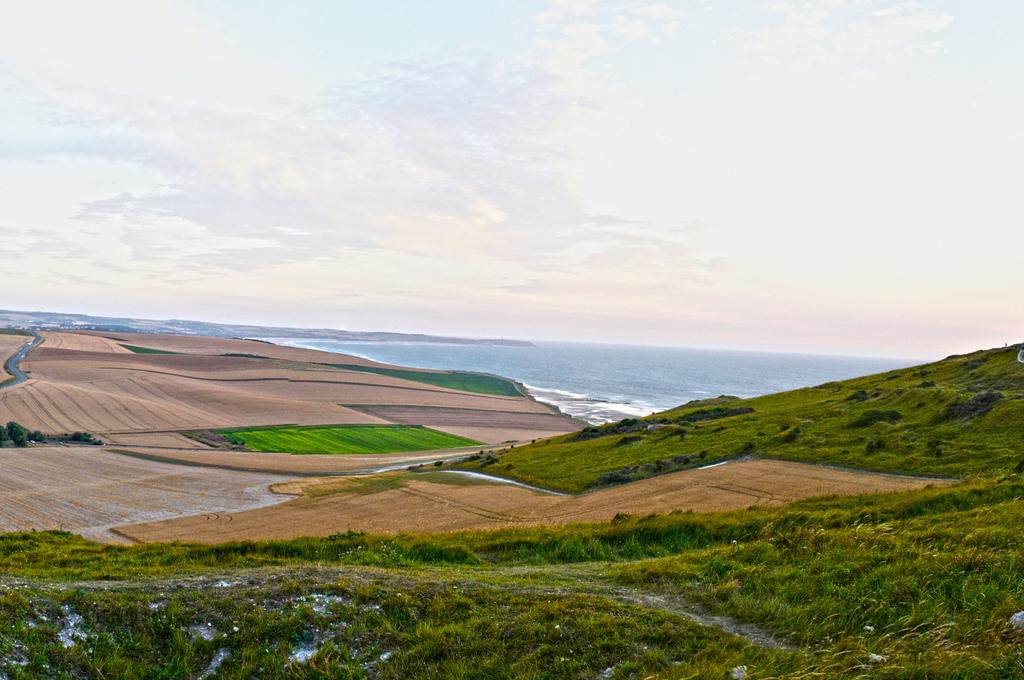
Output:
[
  {"left": 265, "top": 337, "right": 652, "bottom": 425},
  {"left": 265, "top": 337, "right": 599, "bottom": 426}
]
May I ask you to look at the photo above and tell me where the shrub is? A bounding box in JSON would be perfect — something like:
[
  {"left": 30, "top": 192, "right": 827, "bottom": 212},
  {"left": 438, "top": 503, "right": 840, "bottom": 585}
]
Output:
[
  {"left": 851, "top": 410, "right": 903, "bottom": 427},
  {"left": 5, "top": 422, "right": 28, "bottom": 447},
  {"left": 943, "top": 392, "right": 1003, "bottom": 421},
  {"left": 569, "top": 419, "right": 648, "bottom": 443},
  {"left": 865, "top": 438, "right": 886, "bottom": 454},
  {"left": 676, "top": 407, "right": 754, "bottom": 424}
]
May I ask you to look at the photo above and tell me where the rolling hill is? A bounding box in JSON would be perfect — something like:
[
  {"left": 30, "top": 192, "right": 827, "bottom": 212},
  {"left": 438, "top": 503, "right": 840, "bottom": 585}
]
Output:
[{"left": 451, "top": 345, "right": 1024, "bottom": 491}]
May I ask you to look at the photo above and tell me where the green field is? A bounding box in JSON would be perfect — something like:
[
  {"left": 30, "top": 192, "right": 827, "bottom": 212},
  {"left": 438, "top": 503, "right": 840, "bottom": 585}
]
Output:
[
  {"left": 118, "top": 343, "right": 181, "bottom": 355},
  {"left": 221, "top": 424, "right": 481, "bottom": 454},
  {"left": 328, "top": 363, "right": 522, "bottom": 396},
  {"left": 454, "top": 345, "right": 1024, "bottom": 492}
]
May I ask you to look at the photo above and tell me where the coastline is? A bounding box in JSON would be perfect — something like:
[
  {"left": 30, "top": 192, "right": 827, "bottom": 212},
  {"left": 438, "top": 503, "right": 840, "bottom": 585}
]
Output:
[
  {"left": 262, "top": 337, "right": 600, "bottom": 425},
  {"left": 260, "top": 338, "right": 913, "bottom": 427}
]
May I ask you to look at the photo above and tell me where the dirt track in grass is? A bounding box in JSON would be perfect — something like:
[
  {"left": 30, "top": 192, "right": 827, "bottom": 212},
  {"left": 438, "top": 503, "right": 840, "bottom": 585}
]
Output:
[
  {"left": 104, "top": 445, "right": 482, "bottom": 475},
  {"left": 116, "top": 459, "right": 952, "bottom": 543}
]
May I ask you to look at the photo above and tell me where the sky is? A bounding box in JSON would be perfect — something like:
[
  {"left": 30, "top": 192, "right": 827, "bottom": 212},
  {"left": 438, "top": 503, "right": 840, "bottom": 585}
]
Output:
[{"left": 1, "top": 0, "right": 1021, "bottom": 358}]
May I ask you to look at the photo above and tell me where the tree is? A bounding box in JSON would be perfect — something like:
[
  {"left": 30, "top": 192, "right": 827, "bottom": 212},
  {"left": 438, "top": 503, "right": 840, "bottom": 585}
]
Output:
[{"left": 6, "top": 422, "right": 28, "bottom": 447}]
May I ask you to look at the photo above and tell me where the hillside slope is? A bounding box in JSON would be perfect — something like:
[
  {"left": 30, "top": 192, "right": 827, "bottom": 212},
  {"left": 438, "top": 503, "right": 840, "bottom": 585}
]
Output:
[{"left": 454, "top": 345, "right": 1024, "bottom": 492}]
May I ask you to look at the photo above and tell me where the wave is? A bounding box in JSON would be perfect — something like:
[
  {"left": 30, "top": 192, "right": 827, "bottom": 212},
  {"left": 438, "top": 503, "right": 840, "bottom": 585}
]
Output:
[
  {"left": 266, "top": 338, "right": 381, "bottom": 363},
  {"left": 520, "top": 384, "right": 590, "bottom": 400},
  {"left": 523, "top": 384, "right": 656, "bottom": 424}
]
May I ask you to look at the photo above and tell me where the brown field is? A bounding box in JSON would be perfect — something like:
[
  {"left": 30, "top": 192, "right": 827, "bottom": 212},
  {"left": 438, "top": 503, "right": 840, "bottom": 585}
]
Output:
[
  {"left": 0, "top": 333, "right": 32, "bottom": 382},
  {"left": 101, "top": 432, "right": 216, "bottom": 449},
  {"left": 38, "top": 332, "right": 132, "bottom": 353},
  {"left": 116, "top": 459, "right": 952, "bottom": 543},
  {"left": 0, "top": 447, "right": 293, "bottom": 543},
  {"left": 107, "top": 446, "right": 479, "bottom": 475},
  {"left": 82, "top": 331, "right": 410, "bottom": 368},
  {"left": 0, "top": 332, "right": 577, "bottom": 443},
  {"left": 347, "top": 405, "right": 576, "bottom": 443}
]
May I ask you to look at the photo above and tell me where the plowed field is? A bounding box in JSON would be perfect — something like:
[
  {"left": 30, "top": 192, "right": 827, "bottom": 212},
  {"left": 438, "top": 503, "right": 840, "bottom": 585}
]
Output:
[
  {"left": 117, "top": 459, "right": 951, "bottom": 543},
  {"left": 0, "top": 332, "right": 577, "bottom": 442},
  {"left": 0, "top": 447, "right": 292, "bottom": 543}
]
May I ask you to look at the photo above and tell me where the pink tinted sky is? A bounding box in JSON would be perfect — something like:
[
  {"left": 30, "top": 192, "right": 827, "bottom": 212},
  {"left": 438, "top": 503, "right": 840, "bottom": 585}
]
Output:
[{"left": 1, "top": 1, "right": 1021, "bottom": 359}]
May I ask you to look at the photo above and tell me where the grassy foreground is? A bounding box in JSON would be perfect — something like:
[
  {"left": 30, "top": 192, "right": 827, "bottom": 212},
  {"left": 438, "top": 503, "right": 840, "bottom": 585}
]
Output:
[
  {"left": 1, "top": 476, "right": 1023, "bottom": 677},
  {"left": 221, "top": 424, "right": 481, "bottom": 455},
  {"left": 454, "top": 345, "right": 1024, "bottom": 492},
  {"left": 329, "top": 363, "right": 522, "bottom": 397}
]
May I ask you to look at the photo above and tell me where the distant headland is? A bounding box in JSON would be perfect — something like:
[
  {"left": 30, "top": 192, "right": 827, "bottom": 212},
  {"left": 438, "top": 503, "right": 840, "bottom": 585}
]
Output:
[{"left": 0, "top": 309, "right": 533, "bottom": 347}]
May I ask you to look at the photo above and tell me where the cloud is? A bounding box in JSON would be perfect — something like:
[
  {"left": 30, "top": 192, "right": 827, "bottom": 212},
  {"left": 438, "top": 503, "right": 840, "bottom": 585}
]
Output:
[
  {"left": 834, "top": 4, "right": 953, "bottom": 53},
  {"left": 0, "top": 225, "right": 80, "bottom": 259},
  {"left": 1, "top": 0, "right": 689, "bottom": 278},
  {"left": 0, "top": 0, "right": 738, "bottom": 341},
  {"left": 16, "top": 51, "right": 599, "bottom": 269},
  {"left": 536, "top": 0, "right": 597, "bottom": 24},
  {"left": 535, "top": 0, "right": 683, "bottom": 70},
  {"left": 754, "top": 0, "right": 954, "bottom": 64}
]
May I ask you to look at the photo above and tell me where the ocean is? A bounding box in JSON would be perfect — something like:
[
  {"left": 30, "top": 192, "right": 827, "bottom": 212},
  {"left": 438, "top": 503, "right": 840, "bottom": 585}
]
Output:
[{"left": 267, "top": 339, "right": 916, "bottom": 424}]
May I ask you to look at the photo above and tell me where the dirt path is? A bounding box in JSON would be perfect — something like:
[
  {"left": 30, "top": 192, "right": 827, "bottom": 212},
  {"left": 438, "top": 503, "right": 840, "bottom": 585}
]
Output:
[
  {"left": 468, "top": 564, "right": 800, "bottom": 651},
  {"left": 105, "top": 445, "right": 489, "bottom": 476}
]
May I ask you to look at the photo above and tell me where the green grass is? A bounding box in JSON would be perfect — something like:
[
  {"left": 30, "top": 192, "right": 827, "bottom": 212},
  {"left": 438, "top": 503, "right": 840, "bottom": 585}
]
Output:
[
  {"left": 0, "top": 327, "right": 31, "bottom": 336},
  {"left": 453, "top": 345, "right": 1024, "bottom": 492},
  {"left": 220, "top": 424, "right": 481, "bottom": 455},
  {"left": 328, "top": 363, "right": 522, "bottom": 396},
  {"left": 0, "top": 568, "right": 800, "bottom": 679},
  {"left": 118, "top": 343, "right": 181, "bottom": 355},
  {"left": 2, "top": 476, "right": 1023, "bottom": 676}
]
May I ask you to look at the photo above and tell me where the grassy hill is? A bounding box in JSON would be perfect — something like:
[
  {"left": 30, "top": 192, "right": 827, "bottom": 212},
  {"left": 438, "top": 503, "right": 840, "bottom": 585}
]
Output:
[
  {"left": 2, "top": 346, "right": 1023, "bottom": 678},
  {"left": 328, "top": 363, "right": 524, "bottom": 396},
  {"left": 452, "top": 345, "right": 1024, "bottom": 492}
]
